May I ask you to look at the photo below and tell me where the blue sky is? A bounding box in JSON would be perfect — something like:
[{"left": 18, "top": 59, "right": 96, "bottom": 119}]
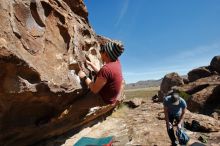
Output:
[{"left": 84, "top": 0, "right": 220, "bottom": 83}]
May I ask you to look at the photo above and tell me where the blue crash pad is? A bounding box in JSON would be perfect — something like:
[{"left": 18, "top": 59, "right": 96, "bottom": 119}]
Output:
[{"left": 74, "top": 136, "right": 113, "bottom": 146}]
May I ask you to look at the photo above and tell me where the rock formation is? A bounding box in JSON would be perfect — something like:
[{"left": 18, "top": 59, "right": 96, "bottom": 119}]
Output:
[
  {"left": 158, "top": 72, "right": 184, "bottom": 101},
  {"left": 42, "top": 98, "right": 220, "bottom": 146},
  {"left": 0, "top": 0, "right": 122, "bottom": 145},
  {"left": 175, "top": 75, "right": 220, "bottom": 114},
  {"left": 157, "top": 56, "right": 220, "bottom": 119},
  {"left": 187, "top": 66, "right": 212, "bottom": 82},
  {"left": 210, "top": 56, "right": 220, "bottom": 74}
]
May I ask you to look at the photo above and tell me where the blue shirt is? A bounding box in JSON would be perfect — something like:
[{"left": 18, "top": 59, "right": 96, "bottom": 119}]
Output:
[{"left": 163, "top": 96, "right": 187, "bottom": 116}]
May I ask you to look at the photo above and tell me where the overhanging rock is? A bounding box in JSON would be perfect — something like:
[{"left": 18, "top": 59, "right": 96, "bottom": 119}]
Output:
[{"left": 0, "top": 0, "right": 124, "bottom": 145}]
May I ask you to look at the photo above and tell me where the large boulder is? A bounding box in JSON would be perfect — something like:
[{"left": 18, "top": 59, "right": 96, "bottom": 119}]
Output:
[
  {"left": 187, "top": 66, "right": 212, "bottom": 82},
  {"left": 210, "top": 56, "right": 220, "bottom": 74},
  {"left": 158, "top": 109, "right": 220, "bottom": 132},
  {"left": 158, "top": 72, "right": 184, "bottom": 101},
  {"left": 184, "top": 110, "right": 220, "bottom": 132},
  {"left": 0, "top": 0, "right": 123, "bottom": 145},
  {"left": 187, "top": 85, "right": 216, "bottom": 113},
  {"left": 175, "top": 75, "right": 220, "bottom": 114}
]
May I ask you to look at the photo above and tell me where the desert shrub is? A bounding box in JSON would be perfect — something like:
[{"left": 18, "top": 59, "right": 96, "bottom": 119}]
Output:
[{"left": 179, "top": 91, "right": 191, "bottom": 101}]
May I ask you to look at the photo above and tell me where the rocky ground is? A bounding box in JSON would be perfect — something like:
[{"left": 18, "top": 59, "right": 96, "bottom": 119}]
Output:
[{"left": 35, "top": 97, "right": 220, "bottom": 146}]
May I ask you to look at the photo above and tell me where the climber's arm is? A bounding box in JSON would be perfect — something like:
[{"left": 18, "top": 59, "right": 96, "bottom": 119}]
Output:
[
  {"left": 85, "top": 76, "right": 106, "bottom": 94},
  {"left": 78, "top": 70, "right": 106, "bottom": 94}
]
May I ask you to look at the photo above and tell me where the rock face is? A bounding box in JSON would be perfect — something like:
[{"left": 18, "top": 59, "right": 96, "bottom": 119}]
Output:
[
  {"left": 184, "top": 110, "right": 220, "bottom": 132},
  {"left": 159, "top": 56, "right": 220, "bottom": 118},
  {"left": 158, "top": 72, "right": 184, "bottom": 101},
  {"left": 0, "top": 0, "right": 121, "bottom": 145},
  {"left": 210, "top": 56, "right": 220, "bottom": 74},
  {"left": 188, "top": 66, "right": 212, "bottom": 82},
  {"left": 175, "top": 75, "right": 220, "bottom": 114}
]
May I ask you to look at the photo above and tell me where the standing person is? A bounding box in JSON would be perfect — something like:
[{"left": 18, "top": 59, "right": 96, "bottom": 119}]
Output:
[
  {"left": 78, "top": 41, "right": 124, "bottom": 105},
  {"left": 163, "top": 90, "right": 187, "bottom": 146}
]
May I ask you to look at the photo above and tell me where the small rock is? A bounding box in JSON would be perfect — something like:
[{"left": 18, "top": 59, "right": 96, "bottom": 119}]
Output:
[
  {"left": 198, "top": 135, "right": 208, "bottom": 143},
  {"left": 211, "top": 112, "right": 219, "bottom": 120},
  {"left": 124, "top": 98, "right": 145, "bottom": 108}
]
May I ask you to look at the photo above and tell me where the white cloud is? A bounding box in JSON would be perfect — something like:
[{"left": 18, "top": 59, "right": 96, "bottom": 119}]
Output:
[
  {"left": 176, "top": 42, "right": 220, "bottom": 59},
  {"left": 123, "top": 41, "right": 220, "bottom": 83},
  {"left": 123, "top": 66, "right": 191, "bottom": 83},
  {"left": 123, "top": 68, "right": 188, "bottom": 76},
  {"left": 114, "top": 0, "right": 130, "bottom": 27}
]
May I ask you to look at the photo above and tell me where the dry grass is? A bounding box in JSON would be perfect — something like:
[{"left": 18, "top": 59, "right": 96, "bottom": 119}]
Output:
[
  {"left": 124, "top": 87, "right": 159, "bottom": 100},
  {"left": 112, "top": 87, "right": 159, "bottom": 119},
  {"left": 111, "top": 104, "right": 130, "bottom": 118}
]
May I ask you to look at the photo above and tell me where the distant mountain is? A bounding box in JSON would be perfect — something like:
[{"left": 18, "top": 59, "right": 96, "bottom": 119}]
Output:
[
  {"left": 125, "top": 79, "right": 162, "bottom": 89},
  {"left": 125, "top": 75, "right": 188, "bottom": 90}
]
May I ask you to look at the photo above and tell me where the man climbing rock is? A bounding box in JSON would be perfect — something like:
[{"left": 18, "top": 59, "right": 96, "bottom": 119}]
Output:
[
  {"left": 78, "top": 41, "right": 124, "bottom": 106},
  {"left": 163, "top": 90, "right": 187, "bottom": 146}
]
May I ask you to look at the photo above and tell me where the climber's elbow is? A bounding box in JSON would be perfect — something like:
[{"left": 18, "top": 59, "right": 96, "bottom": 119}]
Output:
[
  {"left": 89, "top": 77, "right": 107, "bottom": 94},
  {"left": 89, "top": 84, "right": 101, "bottom": 94}
]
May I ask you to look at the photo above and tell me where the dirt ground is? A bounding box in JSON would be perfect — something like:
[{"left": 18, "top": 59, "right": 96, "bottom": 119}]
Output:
[{"left": 34, "top": 88, "right": 220, "bottom": 146}]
